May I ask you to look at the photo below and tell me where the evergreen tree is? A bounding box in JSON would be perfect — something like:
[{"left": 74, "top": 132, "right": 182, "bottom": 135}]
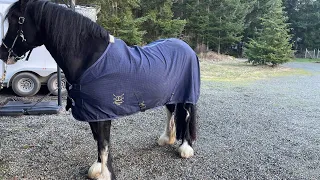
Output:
[
  {"left": 207, "top": 0, "right": 250, "bottom": 54},
  {"left": 173, "top": 0, "right": 250, "bottom": 54},
  {"left": 76, "top": 0, "right": 145, "bottom": 45},
  {"left": 244, "top": 0, "right": 271, "bottom": 41},
  {"left": 78, "top": 0, "right": 185, "bottom": 45},
  {"left": 96, "top": 0, "right": 146, "bottom": 45},
  {"left": 245, "top": 0, "right": 294, "bottom": 65},
  {"left": 283, "top": 0, "right": 320, "bottom": 52},
  {"left": 139, "top": 0, "right": 186, "bottom": 43},
  {"left": 180, "top": 0, "right": 210, "bottom": 50}
]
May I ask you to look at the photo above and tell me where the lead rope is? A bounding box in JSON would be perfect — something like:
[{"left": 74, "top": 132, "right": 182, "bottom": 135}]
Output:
[
  {"left": 25, "top": 87, "right": 71, "bottom": 115},
  {"left": 25, "top": 77, "right": 70, "bottom": 113},
  {"left": 0, "top": 48, "right": 33, "bottom": 91},
  {"left": 23, "top": 90, "right": 54, "bottom": 113}
]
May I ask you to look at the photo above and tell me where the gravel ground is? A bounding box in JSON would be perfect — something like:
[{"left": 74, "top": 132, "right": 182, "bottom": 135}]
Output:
[{"left": 0, "top": 62, "right": 320, "bottom": 180}]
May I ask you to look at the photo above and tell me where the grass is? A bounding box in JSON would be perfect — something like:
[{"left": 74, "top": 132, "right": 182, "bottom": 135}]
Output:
[
  {"left": 200, "top": 59, "right": 310, "bottom": 84},
  {"left": 293, "top": 58, "right": 320, "bottom": 63}
]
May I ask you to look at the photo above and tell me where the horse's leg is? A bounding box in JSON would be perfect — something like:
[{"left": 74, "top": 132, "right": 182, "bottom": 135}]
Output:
[
  {"left": 88, "top": 121, "right": 115, "bottom": 180},
  {"left": 176, "top": 103, "right": 197, "bottom": 158},
  {"left": 158, "top": 104, "right": 176, "bottom": 146}
]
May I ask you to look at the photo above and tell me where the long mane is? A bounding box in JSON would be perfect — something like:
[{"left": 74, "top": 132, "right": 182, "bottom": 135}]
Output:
[{"left": 7, "top": 0, "right": 109, "bottom": 56}]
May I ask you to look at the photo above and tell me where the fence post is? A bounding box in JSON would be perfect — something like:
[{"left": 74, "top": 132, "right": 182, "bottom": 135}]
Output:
[
  {"left": 71, "top": 0, "right": 76, "bottom": 11},
  {"left": 305, "top": 48, "right": 307, "bottom": 58}
]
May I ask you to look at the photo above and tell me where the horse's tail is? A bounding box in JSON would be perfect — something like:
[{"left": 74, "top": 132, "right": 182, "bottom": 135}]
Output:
[{"left": 176, "top": 103, "right": 197, "bottom": 143}]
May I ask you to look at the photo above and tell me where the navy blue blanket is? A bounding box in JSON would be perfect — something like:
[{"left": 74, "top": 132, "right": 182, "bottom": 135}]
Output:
[{"left": 69, "top": 38, "right": 200, "bottom": 122}]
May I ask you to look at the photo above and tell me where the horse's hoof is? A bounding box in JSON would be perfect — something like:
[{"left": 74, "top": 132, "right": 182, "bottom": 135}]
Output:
[
  {"left": 97, "top": 175, "right": 111, "bottom": 180},
  {"left": 88, "top": 161, "right": 101, "bottom": 179},
  {"left": 88, "top": 161, "right": 111, "bottom": 180},
  {"left": 178, "top": 141, "right": 194, "bottom": 158},
  {"left": 158, "top": 133, "right": 170, "bottom": 146}
]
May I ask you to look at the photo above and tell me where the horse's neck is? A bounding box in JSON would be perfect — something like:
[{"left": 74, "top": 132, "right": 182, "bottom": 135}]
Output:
[
  {"left": 44, "top": 36, "right": 109, "bottom": 84},
  {"left": 29, "top": 2, "right": 110, "bottom": 84}
]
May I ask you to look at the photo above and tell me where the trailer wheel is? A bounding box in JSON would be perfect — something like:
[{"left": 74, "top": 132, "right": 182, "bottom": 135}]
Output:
[
  {"left": 47, "top": 73, "right": 67, "bottom": 96},
  {"left": 12, "top": 72, "right": 41, "bottom": 97}
]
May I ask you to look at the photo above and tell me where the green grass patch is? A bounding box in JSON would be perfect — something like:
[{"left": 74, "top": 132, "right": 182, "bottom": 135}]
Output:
[
  {"left": 293, "top": 58, "right": 320, "bottom": 63},
  {"left": 200, "top": 60, "right": 310, "bottom": 84}
]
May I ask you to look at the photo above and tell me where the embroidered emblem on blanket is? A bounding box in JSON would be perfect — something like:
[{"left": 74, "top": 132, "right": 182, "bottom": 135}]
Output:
[{"left": 113, "top": 94, "right": 124, "bottom": 106}]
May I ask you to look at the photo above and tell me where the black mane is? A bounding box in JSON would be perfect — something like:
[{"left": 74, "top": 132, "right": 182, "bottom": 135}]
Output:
[{"left": 7, "top": 0, "right": 109, "bottom": 57}]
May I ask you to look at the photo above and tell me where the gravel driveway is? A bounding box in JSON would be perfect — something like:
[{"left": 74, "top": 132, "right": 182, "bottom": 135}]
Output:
[{"left": 0, "top": 62, "right": 320, "bottom": 180}]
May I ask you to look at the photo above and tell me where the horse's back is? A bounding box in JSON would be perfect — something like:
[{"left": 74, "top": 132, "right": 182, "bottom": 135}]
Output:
[
  {"left": 131, "top": 38, "right": 200, "bottom": 104},
  {"left": 142, "top": 38, "right": 196, "bottom": 64}
]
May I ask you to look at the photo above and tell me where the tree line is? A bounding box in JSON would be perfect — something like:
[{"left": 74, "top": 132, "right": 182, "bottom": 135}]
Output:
[{"left": 62, "top": 0, "right": 320, "bottom": 65}]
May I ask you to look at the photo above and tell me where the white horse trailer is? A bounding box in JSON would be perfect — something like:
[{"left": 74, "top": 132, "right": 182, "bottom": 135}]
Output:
[{"left": 0, "top": 0, "right": 98, "bottom": 96}]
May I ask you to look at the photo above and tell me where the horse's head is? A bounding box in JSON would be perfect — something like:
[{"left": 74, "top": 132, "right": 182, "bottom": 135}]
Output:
[{"left": 0, "top": 0, "right": 43, "bottom": 64}]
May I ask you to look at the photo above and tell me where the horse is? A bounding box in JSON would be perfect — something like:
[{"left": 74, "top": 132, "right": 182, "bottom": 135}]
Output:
[{"left": 0, "top": 0, "right": 200, "bottom": 179}]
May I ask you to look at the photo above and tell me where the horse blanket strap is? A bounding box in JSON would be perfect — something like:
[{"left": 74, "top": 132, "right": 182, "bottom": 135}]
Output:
[{"left": 68, "top": 38, "right": 200, "bottom": 122}]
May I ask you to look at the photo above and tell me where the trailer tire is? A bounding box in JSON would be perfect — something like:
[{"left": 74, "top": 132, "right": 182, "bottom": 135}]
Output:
[
  {"left": 47, "top": 73, "right": 67, "bottom": 96},
  {"left": 12, "top": 72, "right": 41, "bottom": 97}
]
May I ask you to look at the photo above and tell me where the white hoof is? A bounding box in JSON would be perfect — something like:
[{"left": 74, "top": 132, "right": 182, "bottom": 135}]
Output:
[
  {"left": 178, "top": 141, "right": 194, "bottom": 158},
  {"left": 88, "top": 161, "right": 111, "bottom": 180},
  {"left": 158, "top": 133, "right": 170, "bottom": 146}
]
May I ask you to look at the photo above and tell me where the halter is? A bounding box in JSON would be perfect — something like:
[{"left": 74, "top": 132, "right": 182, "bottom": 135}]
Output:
[{"left": 2, "top": 16, "right": 33, "bottom": 62}]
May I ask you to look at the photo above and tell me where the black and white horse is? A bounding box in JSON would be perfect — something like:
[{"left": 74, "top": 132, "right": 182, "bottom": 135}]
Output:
[{"left": 0, "top": 1, "right": 200, "bottom": 179}]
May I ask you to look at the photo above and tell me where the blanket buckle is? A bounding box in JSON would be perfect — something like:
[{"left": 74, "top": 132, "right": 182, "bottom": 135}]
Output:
[{"left": 139, "top": 101, "right": 146, "bottom": 112}]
